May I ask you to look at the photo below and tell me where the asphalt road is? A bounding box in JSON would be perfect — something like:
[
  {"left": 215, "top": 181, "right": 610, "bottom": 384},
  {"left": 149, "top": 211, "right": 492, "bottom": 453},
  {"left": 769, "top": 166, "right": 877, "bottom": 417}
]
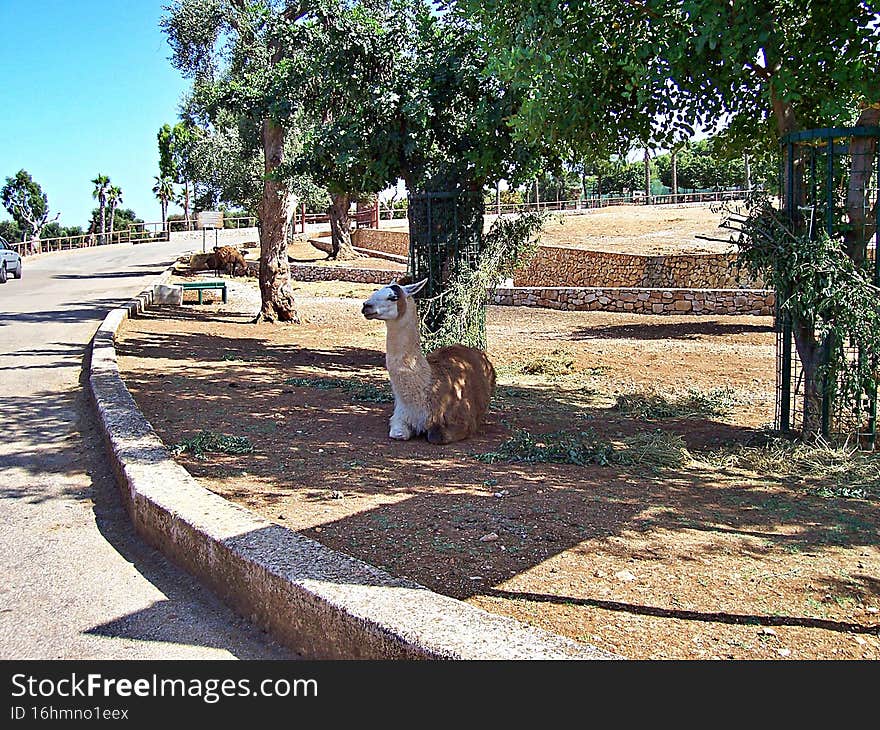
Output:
[{"left": 0, "top": 240, "right": 296, "bottom": 659}]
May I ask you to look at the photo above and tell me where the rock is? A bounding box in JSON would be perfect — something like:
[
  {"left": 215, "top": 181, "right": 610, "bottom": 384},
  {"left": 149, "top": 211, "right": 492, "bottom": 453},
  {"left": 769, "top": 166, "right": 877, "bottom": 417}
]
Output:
[
  {"left": 480, "top": 532, "right": 499, "bottom": 542},
  {"left": 330, "top": 490, "right": 344, "bottom": 499},
  {"left": 777, "top": 648, "right": 791, "bottom": 657},
  {"left": 614, "top": 570, "right": 636, "bottom": 582},
  {"left": 493, "top": 490, "right": 509, "bottom": 498},
  {"left": 760, "top": 627, "right": 777, "bottom": 636},
  {"left": 152, "top": 283, "right": 183, "bottom": 305}
]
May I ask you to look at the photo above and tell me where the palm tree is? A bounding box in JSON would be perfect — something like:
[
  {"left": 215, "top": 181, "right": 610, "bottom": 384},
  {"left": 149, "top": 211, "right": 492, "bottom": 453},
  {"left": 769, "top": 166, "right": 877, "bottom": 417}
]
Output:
[
  {"left": 152, "top": 175, "right": 174, "bottom": 233},
  {"left": 91, "top": 174, "right": 111, "bottom": 243},
  {"left": 107, "top": 185, "right": 123, "bottom": 237}
]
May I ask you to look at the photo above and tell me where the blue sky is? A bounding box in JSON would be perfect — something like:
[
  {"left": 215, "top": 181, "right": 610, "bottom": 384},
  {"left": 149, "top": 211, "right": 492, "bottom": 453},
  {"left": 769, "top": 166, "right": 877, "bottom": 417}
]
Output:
[{"left": 0, "top": 1, "right": 190, "bottom": 230}]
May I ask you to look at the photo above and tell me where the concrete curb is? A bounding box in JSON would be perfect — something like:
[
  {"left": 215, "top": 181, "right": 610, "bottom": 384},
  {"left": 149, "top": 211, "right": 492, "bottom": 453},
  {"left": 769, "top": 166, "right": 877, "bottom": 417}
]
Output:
[{"left": 88, "top": 272, "right": 621, "bottom": 660}]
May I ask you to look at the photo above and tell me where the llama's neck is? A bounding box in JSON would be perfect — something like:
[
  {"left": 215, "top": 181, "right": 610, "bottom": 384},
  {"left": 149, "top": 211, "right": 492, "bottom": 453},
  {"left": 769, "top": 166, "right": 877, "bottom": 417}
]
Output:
[{"left": 385, "top": 304, "right": 431, "bottom": 392}]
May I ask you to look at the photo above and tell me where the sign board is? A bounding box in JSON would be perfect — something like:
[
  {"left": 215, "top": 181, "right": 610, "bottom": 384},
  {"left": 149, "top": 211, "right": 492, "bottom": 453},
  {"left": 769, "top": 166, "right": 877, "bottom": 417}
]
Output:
[{"left": 197, "top": 211, "right": 223, "bottom": 229}]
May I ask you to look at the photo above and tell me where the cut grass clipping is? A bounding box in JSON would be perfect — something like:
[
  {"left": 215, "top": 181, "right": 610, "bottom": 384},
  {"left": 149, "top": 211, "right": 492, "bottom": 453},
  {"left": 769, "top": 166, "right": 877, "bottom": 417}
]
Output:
[
  {"left": 707, "top": 437, "right": 880, "bottom": 501},
  {"left": 475, "top": 428, "right": 690, "bottom": 470},
  {"left": 285, "top": 376, "right": 392, "bottom": 403},
  {"left": 171, "top": 430, "right": 255, "bottom": 459},
  {"left": 500, "top": 348, "right": 576, "bottom": 377},
  {"left": 614, "top": 386, "right": 738, "bottom": 421}
]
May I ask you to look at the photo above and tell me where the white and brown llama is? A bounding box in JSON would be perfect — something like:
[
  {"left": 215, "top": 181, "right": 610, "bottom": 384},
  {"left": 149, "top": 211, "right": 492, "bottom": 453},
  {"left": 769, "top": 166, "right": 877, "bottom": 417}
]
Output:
[{"left": 361, "top": 279, "right": 496, "bottom": 444}]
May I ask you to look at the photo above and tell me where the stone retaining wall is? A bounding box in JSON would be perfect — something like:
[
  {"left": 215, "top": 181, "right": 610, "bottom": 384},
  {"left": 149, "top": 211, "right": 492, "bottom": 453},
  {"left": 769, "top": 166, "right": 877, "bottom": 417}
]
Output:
[
  {"left": 490, "top": 287, "right": 775, "bottom": 316},
  {"left": 286, "top": 262, "right": 395, "bottom": 284},
  {"left": 513, "top": 245, "right": 762, "bottom": 289},
  {"left": 352, "top": 228, "right": 410, "bottom": 257},
  {"left": 351, "top": 229, "right": 762, "bottom": 290}
]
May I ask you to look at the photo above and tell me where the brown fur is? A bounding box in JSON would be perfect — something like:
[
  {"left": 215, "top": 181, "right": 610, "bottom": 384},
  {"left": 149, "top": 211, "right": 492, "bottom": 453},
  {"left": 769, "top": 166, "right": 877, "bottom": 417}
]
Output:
[
  {"left": 205, "top": 245, "right": 247, "bottom": 277},
  {"left": 424, "top": 345, "right": 496, "bottom": 444}
]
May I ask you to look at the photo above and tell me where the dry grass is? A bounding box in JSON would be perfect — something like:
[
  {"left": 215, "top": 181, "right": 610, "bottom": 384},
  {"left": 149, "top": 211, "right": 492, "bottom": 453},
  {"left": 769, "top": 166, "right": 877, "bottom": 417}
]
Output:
[{"left": 706, "top": 436, "right": 880, "bottom": 500}]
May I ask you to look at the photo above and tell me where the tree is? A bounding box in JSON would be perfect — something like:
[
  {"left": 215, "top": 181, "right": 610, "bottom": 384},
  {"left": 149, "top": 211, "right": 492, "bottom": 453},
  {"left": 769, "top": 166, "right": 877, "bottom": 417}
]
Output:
[
  {"left": 1, "top": 170, "right": 60, "bottom": 251},
  {"left": 0, "top": 219, "right": 23, "bottom": 243},
  {"left": 279, "top": 1, "right": 403, "bottom": 260},
  {"left": 89, "top": 206, "right": 142, "bottom": 237},
  {"left": 91, "top": 174, "right": 112, "bottom": 243},
  {"left": 462, "top": 0, "right": 880, "bottom": 438},
  {"left": 159, "top": 121, "right": 197, "bottom": 229},
  {"left": 162, "top": 0, "right": 310, "bottom": 324},
  {"left": 152, "top": 175, "right": 175, "bottom": 232},
  {"left": 107, "top": 185, "right": 123, "bottom": 233}
]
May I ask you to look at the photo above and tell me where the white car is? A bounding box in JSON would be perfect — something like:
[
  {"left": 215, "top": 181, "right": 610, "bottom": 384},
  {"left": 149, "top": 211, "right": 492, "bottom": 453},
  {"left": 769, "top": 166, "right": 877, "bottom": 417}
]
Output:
[{"left": 0, "top": 236, "right": 23, "bottom": 283}]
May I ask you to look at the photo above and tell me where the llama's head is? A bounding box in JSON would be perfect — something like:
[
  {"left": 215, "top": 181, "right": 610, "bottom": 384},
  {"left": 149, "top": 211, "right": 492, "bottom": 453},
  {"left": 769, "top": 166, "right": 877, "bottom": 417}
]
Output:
[{"left": 362, "top": 279, "right": 427, "bottom": 321}]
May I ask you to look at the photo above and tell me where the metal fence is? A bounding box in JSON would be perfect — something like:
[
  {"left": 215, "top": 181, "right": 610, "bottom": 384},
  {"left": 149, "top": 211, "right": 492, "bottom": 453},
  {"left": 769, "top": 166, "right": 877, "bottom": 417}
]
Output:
[
  {"left": 9, "top": 215, "right": 259, "bottom": 258},
  {"left": 776, "top": 125, "right": 880, "bottom": 444}
]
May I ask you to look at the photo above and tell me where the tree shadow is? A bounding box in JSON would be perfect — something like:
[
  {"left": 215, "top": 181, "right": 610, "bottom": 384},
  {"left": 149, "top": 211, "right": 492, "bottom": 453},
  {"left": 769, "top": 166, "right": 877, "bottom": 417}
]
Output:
[
  {"left": 0, "top": 298, "right": 123, "bottom": 327},
  {"left": 115, "top": 305, "right": 880, "bottom": 646},
  {"left": 482, "top": 588, "right": 879, "bottom": 635},
  {"left": 568, "top": 320, "right": 775, "bottom": 341},
  {"left": 53, "top": 271, "right": 167, "bottom": 280}
]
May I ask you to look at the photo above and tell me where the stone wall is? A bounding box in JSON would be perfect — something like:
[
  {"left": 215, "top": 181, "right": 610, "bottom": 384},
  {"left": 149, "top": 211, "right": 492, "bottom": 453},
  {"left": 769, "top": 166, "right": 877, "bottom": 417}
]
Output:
[
  {"left": 513, "top": 245, "right": 762, "bottom": 289},
  {"left": 352, "top": 230, "right": 762, "bottom": 289},
  {"left": 490, "top": 287, "right": 775, "bottom": 316},
  {"left": 351, "top": 228, "right": 410, "bottom": 257},
  {"left": 284, "top": 262, "right": 393, "bottom": 284},
  {"left": 228, "top": 227, "right": 775, "bottom": 316}
]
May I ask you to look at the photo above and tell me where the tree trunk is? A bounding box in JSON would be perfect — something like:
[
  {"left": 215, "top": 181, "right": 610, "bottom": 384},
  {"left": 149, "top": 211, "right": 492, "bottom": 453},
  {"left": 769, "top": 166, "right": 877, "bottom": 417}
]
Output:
[
  {"left": 643, "top": 149, "right": 651, "bottom": 200},
  {"left": 327, "top": 192, "right": 358, "bottom": 260},
  {"left": 495, "top": 180, "right": 501, "bottom": 215},
  {"left": 743, "top": 152, "right": 751, "bottom": 192},
  {"left": 110, "top": 205, "right": 116, "bottom": 234},
  {"left": 161, "top": 201, "right": 168, "bottom": 233},
  {"left": 771, "top": 82, "right": 800, "bottom": 210},
  {"left": 256, "top": 119, "right": 299, "bottom": 323},
  {"left": 844, "top": 105, "right": 879, "bottom": 265},
  {"left": 534, "top": 178, "right": 540, "bottom": 210},
  {"left": 184, "top": 181, "right": 192, "bottom": 230},
  {"left": 99, "top": 201, "right": 106, "bottom": 244},
  {"left": 793, "top": 321, "right": 826, "bottom": 440}
]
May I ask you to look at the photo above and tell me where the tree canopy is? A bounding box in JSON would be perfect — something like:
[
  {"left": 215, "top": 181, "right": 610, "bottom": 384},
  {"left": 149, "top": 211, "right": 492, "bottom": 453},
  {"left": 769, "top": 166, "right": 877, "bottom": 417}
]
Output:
[
  {"left": 1, "top": 170, "right": 59, "bottom": 241},
  {"left": 458, "top": 0, "right": 880, "bottom": 157}
]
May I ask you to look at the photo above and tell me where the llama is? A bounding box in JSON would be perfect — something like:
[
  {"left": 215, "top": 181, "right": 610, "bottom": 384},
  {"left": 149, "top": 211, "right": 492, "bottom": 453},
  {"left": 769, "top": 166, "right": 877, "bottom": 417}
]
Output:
[
  {"left": 205, "top": 245, "right": 247, "bottom": 277},
  {"left": 361, "top": 279, "right": 496, "bottom": 444}
]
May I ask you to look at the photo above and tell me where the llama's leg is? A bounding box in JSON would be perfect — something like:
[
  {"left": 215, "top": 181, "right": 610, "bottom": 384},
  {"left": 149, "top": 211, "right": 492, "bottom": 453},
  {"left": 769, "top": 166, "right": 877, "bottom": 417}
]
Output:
[
  {"left": 389, "top": 401, "right": 414, "bottom": 440},
  {"left": 426, "top": 419, "right": 471, "bottom": 445}
]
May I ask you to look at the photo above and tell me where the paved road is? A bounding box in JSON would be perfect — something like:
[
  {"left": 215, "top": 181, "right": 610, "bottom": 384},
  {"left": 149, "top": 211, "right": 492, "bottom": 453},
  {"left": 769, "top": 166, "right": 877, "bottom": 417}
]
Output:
[{"left": 0, "top": 240, "right": 296, "bottom": 659}]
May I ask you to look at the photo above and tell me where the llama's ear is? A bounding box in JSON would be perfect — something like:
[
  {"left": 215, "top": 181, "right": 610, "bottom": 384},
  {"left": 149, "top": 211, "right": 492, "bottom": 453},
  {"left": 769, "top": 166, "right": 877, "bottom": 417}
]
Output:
[{"left": 402, "top": 279, "right": 428, "bottom": 297}]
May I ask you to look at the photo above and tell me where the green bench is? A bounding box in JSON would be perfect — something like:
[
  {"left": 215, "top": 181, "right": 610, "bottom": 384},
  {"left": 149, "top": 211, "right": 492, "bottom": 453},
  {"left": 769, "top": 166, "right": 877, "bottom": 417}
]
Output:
[{"left": 181, "top": 280, "right": 228, "bottom": 304}]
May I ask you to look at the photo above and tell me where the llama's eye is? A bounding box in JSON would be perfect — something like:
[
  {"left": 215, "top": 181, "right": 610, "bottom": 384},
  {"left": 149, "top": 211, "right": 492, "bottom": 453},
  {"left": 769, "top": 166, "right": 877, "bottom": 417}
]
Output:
[{"left": 388, "top": 294, "right": 398, "bottom": 301}]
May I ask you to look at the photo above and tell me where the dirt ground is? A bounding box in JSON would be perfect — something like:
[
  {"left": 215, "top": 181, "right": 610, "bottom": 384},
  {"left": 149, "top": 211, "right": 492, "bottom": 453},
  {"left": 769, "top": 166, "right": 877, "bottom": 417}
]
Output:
[
  {"left": 383, "top": 204, "right": 737, "bottom": 255},
  {"left": 116, "top": 272, "right": 880, "bottom": 660}
]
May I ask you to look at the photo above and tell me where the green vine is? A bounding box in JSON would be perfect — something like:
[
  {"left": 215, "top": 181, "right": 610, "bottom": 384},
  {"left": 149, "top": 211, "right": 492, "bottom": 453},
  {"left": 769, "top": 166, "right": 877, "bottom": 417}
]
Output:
[
  {"left": 418, "top": 211, "right": 546, "bottom": 352},
  {"left": 724, "top": 194, "right": 880, "bottom": 439}
]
